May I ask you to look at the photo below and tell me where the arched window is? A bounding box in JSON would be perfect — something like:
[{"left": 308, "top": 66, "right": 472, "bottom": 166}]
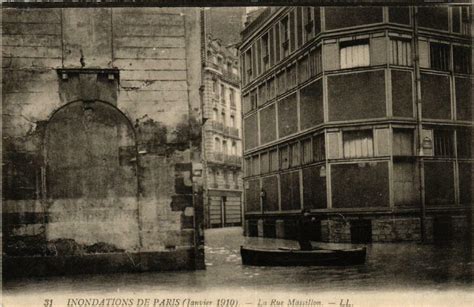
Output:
[
  {"left": 214, "top": 137, "right": 221, "bottom": 152},
  {"left": 222, "top": 140, "right": 228, "bottom": 155}
]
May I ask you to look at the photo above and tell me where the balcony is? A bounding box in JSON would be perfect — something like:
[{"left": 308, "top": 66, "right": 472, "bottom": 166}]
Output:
[
  {"left": 222, "top": 70, "right": 240, "bottom": 85},
  {"left": 223, "top": 126, "right": 239, "bottom": 138},
  {"left": 209, "top": 120, "right": 224, "bottom": 132},
  {"left": 205, "top": 61, "right": 222, "bottom": 73},
  {"left": 224, "top": 155, "right": 242, "bottom": 167},
  {"left": 207, "top": 153, "right": 242, "bottom": 168},
  {"left": 208, "top": 152, "right": 224, "bottom": 164},
  {"left": 208, "top": 121, "right": 239, "bottom": 139}
]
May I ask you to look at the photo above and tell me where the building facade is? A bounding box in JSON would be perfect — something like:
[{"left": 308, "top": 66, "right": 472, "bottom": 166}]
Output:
[
  {"left": 202, "top": 36, "right": 243, "bottom": 228},
  {"left": 2, "top": 7, "right": 205, "bottom": 277},
  {"left": 240, "top": 6, "right": 471, "bottom": 243}
]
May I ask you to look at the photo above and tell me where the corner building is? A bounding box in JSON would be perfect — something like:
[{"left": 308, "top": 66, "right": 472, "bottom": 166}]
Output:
[{"left": 240, "top": 6, "right": 472, "bottom": 243}]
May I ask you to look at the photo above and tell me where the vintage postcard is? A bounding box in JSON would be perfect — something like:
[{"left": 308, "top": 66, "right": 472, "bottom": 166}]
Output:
[{"left": 1, "top": 1, "right": 472, "bottom": 306}]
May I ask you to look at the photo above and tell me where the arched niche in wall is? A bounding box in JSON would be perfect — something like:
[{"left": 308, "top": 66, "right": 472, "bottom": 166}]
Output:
[{"left": 43, "top": 99, "right": 140, "bottom": 250}]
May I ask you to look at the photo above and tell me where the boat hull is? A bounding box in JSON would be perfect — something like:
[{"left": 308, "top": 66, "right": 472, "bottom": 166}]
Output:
[{"left": 240, "top": 246, "right": 366, "bottom": 266}]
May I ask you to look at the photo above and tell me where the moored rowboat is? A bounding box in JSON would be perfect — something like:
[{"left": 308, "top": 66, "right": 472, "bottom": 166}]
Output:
[{"left": 240, "top": 246, "right": 366, "bottom": 266}]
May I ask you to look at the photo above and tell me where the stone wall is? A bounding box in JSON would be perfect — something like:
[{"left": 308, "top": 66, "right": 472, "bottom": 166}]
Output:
[
  {"left": 372, "top": 218, "right": 421, "bottom": 242},
  {"left": 245, "top": 214, "right": 468, "bottom": 244},
  {"left": 2, "top": 7, "right": 204, "bottom": 274}
]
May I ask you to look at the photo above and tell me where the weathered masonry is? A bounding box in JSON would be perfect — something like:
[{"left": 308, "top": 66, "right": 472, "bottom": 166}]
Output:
[
  {"left": 2, "top": 7, "right": 205, "bottom": 277},
  {"left": 240, "top": 6, "right": 472, "bottom": 243}
]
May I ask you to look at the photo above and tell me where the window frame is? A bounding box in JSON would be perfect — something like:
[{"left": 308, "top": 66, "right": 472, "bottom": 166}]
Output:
[
  {"left": 339, "top": 39, "right": 370, "bottom": 69},
  {"left": 429, "top": 42, "right": 450, "bottom": 71},
  {"left": 342, "top": 129, "right": 375, "bottom": 158}
]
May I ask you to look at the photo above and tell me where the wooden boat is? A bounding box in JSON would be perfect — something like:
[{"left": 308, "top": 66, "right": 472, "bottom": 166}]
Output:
[{"left": 240, "top": 246, "right": 366, "bottom": 266}]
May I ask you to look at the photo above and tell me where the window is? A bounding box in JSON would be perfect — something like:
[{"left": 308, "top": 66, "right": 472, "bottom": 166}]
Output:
[
  {"left": 250, "top": 90, "right": 258, "bottom": 110},
  {"left": 304, "top": 7, "right": 314, "bottom": 41},
  {"left": 230, "top": 115, "right": 235, "bottom": 127},
  {"left": 394, "top": 162, "right": 418, "bottom": 206},
  {"left": 267, "top": 77, "right": 275, "bottom": 99},
  {"left": 296, "top": 7, "right": 304, "bottom": 47},
  {"left": 280, "top": 145, "right": 290, "bottom": 169},
  {"left": 231, "top": 141, "right": 237, "bottom": 155},
  {"left": 245, "top": 157, "right": 252, "bottom": 176},
  {"left": 252, "top": 155, "right": 260, "bottom": 175},
  {"left": 222, "top": 140, "right": 228, "bottom": 155},
  {"left": 461, "top": 6, "right": 471, "bottom": 35},
  {"left": 262, "top": 33, "right": 270, "bottom": 71},
  {"left": 286, "top": 64, "right": 297, "bottom": 89},
  {"left": 221, "top": 112, "right": 226, "bottom": 125},
  {"left": 211, "top": 169, "right": 218, "bottom": 187},
  {"left": 452, "top": 6, "right": 461, "bottom": 33},
  {"left": 214, "top": 137, "right": 221, "bottom": 152},
  {"left": 229, "top": 88, "right": 236, "bottom": 107},
  {"left": 260, "top": 152, "right": 269, "bottom": 174},
  {"left": 227, "top": 62, "right": 232, "bottom": 72},
  {"left": 212, "top": 79, "right": 218, "bottom": 94},
  {"left": 430, "top": 43, "right": 450, "bottom": 71},
  {"left": 245, "top": 49, "right": 252, "bottom": 81},
  {"left": 390, "top": 39, "right": 412, "bottom": 66},
  {"left": 269, "top": 149, "right": 279, "bottom": 171},
  {"left": 302, "top": 138, "right": 313, "bottom": 164},
  {"left": 220, "top": 84, "right": 226, "bottom": 103},
  {"left": 433, "top": 130, "right": 454, "bottom": 157},
  {"left": 258, "top": 84, "right": 267, "bottom": 106},
  {"left": 280, "top": 16, "right": 290, "bottom": 57},
  {"left": 276, "top": 71, "right": 286, "bottom": 95},
  {"left": 454, "top": 6, "right": 472, "bottom": 35},
  {"left": 243, "top": 94, "right": 251, "bottom": 114},
  {"left": 223, "top": 170, "right": 229, "bottom": 187},
  {"left": 233, "top": 171, "right": 239, "bottom": 187},
  {"left": 309, "top": 47, "right": 322, "bottom": 76},
  {"left": 298, "top": 55, "right": 309, "bottom": 83},
  {"left": 290, "top": 142, "right": 300, "bottom": 167},
  {"left": 457, "top": 129, "right": 472, "bottom": 158},
  {"left": 343, "top": 130, "right": 374, "bottom": 158},
  {"left": 393, "top": 129, "right": 414, "bottom": 156},
  {"left": 212, "top": 108, "right": 218, "bottom": 121},
  {"left": 340, "top": 40, "right": 370, "bottom": 69},
  {"left": 453, "top": 46, "right": 471, "bottom": 74},
  {"left": 313, "top": 134, "right": 325, "bottom": 161}
]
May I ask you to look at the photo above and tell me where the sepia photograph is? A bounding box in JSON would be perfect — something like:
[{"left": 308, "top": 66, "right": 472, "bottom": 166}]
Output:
[{"left": 1, "top": 1, "right": 473, "bottom": 306}]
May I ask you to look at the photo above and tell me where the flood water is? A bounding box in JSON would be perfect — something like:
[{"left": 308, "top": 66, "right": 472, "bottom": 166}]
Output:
[{"left": 3, "top": 227, "right": 473, "bottom": 297}]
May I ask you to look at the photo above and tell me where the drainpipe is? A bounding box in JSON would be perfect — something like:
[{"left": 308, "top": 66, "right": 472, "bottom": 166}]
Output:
[
  {"left": 412, "top": 6, "right": 427, "bottom": 243},
  {"left": 200, "top": 8, "right": 210, "bottom": 230}
]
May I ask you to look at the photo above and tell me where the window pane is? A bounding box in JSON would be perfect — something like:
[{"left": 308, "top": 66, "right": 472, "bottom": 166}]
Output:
[
  {"left": 302, "top": 138, "right": 313, "bottom": 164},
  {"left": 340, "top": 42, "right": 370, "bottom": 69},
  {"left": 433, "top": 130, "right": 454, "bottom": 157},
  {"left": 393, "top": 162, "right": 418, "bottom": 206},
  {"left": 260, "top": 152, "right": 269, "bottom": 174},
  {"left": 343, "top": 130, "right": 374, "bottom": 158},
  {"left": 280, "top": 146, "right": 289, "bottom": 169},
  {"left": 430, "top": 43, "right": 450, "bottom": 71},
  {"left": 270, "top": 149, "right": 279, "bottom": 171},
  {"left": 393, "top": 129, "right": 414, "bottom": 156},
  {"left": 290, "top": 142, "right": 300, "bottom": 167}
]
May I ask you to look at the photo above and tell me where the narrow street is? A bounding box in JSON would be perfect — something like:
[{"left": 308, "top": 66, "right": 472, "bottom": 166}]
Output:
[{"left": 4, "top": 227, "right": 472, "bottom": 296}]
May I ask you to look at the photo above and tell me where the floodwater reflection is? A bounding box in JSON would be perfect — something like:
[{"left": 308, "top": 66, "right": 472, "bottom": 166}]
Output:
[{"left": 3, "top": 227, "right": 473, "bottom": 295}]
